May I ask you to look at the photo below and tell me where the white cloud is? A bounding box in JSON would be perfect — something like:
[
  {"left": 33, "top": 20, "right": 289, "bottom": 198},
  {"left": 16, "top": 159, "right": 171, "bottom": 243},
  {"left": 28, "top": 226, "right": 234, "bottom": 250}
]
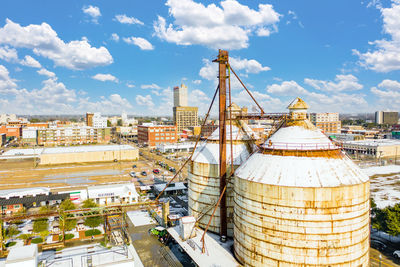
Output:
[
  {"left": 20, "top": 55, "right": 41, "bottom": 68},
  {"left": 354, "top": 1, "right": 400, "bottom": 72},
  {"left": 78, "top": 94, "right": 133, "bottom": 114},
  {"left": 371, "top": 79, "right": 400, "bottom": 108},
  {"left": 0, "top": 46, "right": 18, "bottom": 62},
  {"left": 37, "top": 68, "right": 55, "bottom": 78},
  {"left": 0, "top": 19, "right": 113, "bottom": 70},
  {"left": 232, "top": 90, "right": 283, "bottom": 112},
  {"left": 115, "top": 14, "right": 144, "bottom": 25},
  {"left": 0, "top": 65, "right": 17, "bottom": 93},
  {"left": 267, "top": 80, "right": 308, "bottom": 95},
  {"left": 199, "top": 56, "right": 269, "bottom": 82},
  {"left": 136, "top": 94, "right": 154, "bottom": 107},
  {"left": 111, "top": 33, "right": 119, "bottom": 42},
  {"left": 153, "top": 0, "right": 281, "bottom": 50},
  {"left": 377, "top": 79, "right": 400, "bottom": 90},
  {"left": 82, "top": 6, "right": 101, "bottom": 23},
  {"left": 141, "top": 83, "right": 161, "bottom": 89},
  {"left": 192, "top": 79, "right": 202, "bottom": 84},
  {"left": 123, "top": 36, "right": 154, "bottom": 50},
  {"left": 230, "top": 57, "right": 270, "bottom": 73},
  {"left": 304, "top": 74, "right": 363, "bottom": 92},
  {"left": 92, "top": 73, "right": 118, "bottom": 83},
  {"left": 126, "top": 83, "right": 135, "bottom": 88},
  {"left": 0, "top": 66, "right": 136, "bottom": 114}
]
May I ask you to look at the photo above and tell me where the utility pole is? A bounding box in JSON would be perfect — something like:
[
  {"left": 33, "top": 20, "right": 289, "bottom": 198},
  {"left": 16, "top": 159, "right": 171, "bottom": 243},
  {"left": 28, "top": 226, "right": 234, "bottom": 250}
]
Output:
[{"left": 213, "top": 50, "right": 228, "bottom": 240}]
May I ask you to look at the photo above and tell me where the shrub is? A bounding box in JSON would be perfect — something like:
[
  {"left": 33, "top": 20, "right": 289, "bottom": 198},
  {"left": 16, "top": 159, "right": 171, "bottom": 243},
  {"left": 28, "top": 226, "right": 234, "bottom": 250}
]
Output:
[
  {"left": 31, "top": 237, "right": 43, "bottom": 244},
  {"left": 85, "top": 229, "right": 101, "bottom": 237},
  {"left": 58, "top": 234, "right": 74, "bottom": 241},
  {"left": 5, "top": 241, "right": 16, "bottom": 247}
]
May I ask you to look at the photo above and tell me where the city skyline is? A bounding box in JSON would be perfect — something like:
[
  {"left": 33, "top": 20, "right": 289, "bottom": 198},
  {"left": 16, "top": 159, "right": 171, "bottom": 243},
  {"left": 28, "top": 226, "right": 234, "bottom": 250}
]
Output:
[{"left": 0, "top": 0, "right": 400, "bottom": 115}]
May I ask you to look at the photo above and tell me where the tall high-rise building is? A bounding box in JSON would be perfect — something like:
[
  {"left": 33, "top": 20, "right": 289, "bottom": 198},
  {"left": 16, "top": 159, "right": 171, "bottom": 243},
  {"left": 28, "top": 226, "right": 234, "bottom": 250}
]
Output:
[
  {"left": 173, "top": 84, "right": 188, "bottom": 107},
  {"left": 375, "top": 111, "right": 399, "bottom": 125},
  {"left": 86, "top": 112, "right": 94, "bottom": 127},
  {"left": 173, "top": 106, "right": 199, "bottom": 132}
]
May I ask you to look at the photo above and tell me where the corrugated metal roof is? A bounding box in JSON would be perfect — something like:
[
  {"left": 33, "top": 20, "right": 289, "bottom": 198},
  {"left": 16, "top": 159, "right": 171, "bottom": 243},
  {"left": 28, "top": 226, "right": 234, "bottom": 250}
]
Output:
[
  {"left": 235, "top": 153, "right": 368, "bottom": 187},
  {"left": 264, "top": 126, "right": 336, "bottom": 150},
  {"left": 191, "top": 142, "right": 252, "bottom": 165}
]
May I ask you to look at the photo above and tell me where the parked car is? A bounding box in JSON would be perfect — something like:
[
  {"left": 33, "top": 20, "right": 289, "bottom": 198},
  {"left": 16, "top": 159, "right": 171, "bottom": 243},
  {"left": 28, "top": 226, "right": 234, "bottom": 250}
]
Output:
[
  {"left": 141, "top": 171, "right": 147, "bottom": 176},
  {"left": 394, "top": 250, "right": 400, "bottom": 259},
  {"left": 153, "top": 169, "right": 160, "bottom": 174},
  {"left": 169, "top": 167, "right": 176, "bottom": 173},
  {"left": 130, "top": 171, "right": 136, "bottom": 177},
  {"left": 371, "top": 239, "right": 387, "bottom": 251},
  {"left": 132, "top": 164, "right": 137, "bottom": 168}
]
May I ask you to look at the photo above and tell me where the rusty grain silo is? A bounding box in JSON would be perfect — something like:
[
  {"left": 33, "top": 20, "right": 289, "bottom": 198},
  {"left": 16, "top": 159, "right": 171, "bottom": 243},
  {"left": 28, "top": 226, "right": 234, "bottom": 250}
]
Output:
[
  {"left": 188, "top": 119, "right": 258, "bottom": 237},
  {"left": 234, "top": 98, "right": 370, "bottom": 266}
]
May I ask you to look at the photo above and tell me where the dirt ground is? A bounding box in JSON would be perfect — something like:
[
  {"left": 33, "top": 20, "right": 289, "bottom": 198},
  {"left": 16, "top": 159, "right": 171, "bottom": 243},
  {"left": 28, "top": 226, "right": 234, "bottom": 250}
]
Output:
[{"left": 0, "top": 154, "right": 179, "bottom": 192}]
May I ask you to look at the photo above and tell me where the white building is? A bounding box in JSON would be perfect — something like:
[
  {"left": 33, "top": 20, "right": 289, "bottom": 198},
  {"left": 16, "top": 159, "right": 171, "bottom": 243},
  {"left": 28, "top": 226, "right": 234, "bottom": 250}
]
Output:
[
  {"left": 156, "top": 142, "right": 195, "bottom": 153},
  {"left": 93, "top": 113, "right": 108, "bottom": 128},
  {"left": 173, "top": 84, "right": 188, "bottom": 107},
  {"left": 87, "top": 183, "right": 139, "bottom": 205}
]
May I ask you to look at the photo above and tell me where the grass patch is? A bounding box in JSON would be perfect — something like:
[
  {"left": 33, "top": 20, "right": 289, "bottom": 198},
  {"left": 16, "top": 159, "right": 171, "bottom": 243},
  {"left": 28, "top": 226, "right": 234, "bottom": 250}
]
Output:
[
  {"left": 85, "top": 229, "right": 101, "bottom": 237},
  {"left": 31, "top": 237, "right": 43, "bottom": 244},
  {"left": 59, "top": 234, "right": 74, "bottom": 241},
  {"left": 5, "top": 241, "right": 16, "bottom": 247}
]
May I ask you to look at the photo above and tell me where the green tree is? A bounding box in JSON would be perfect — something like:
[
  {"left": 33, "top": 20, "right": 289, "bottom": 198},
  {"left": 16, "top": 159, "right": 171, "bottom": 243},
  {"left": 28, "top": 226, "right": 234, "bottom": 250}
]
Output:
[
  {"left": 82, "top": 199, "right": 97, "bottom": 208},
  {"left": 59, "top": 199, "right": 77, "bottom": 231},
  {"left": 386, "top": 204, "right": 400, "bottom": 236},
  {"left": 60, "top": 199, "right": 76, "bottom": 210},
  {"left": 117, "top": 119, "right": 123, "bottom": 126},
  {"left": 33, "top": 219, "right": 48, "bottom": 233},
  {"left": 5, "top": 225, "right": 20, "bottom": 239},
  {"left": 82, "top": 199, "right": 102, "bottom": 229},
  {"left": 39, "top": 230, "right": 49, "bottom": 243},
  {"left": 18, "top": 233, "right": 32, "bottom": 245},
  {"left": 107, "top": 120, "right": 112, "bottom": 127}
]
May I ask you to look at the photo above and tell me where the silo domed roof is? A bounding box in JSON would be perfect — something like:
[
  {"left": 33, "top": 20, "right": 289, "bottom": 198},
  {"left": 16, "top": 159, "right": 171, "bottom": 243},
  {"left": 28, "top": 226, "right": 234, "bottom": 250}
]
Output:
[
  {"left": 191, "top": 122, "right": 258, "bottom": 165},
  {"left": 235, "top": 98, "right": 369, "bottom": 187}
]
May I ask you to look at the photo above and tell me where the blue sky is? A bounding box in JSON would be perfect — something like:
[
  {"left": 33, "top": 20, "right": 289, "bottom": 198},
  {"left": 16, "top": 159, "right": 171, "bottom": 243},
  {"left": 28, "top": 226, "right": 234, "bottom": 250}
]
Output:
[{"left": 0, "top": 0, "right": 400, "bottom": 115}]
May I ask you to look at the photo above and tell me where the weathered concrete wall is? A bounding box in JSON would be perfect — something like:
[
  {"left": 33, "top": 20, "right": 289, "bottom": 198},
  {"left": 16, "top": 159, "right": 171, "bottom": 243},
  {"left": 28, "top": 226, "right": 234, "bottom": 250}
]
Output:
[
  {"left": 234, "top": 178, "right": 370, "bottom": 266},
  {"left": 39, "top": 149, "right": 138, "bottom": 165}
]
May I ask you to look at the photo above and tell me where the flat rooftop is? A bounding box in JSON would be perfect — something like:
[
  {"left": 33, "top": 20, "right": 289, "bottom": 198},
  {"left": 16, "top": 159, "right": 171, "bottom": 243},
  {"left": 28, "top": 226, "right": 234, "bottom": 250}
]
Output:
[
  {"left": 38, "top": 244, "right": 142, "bottom": 267},
  {"left": 343, "top": 139, "right": 400, "bottom": 147},
  {"left": 167, "top": 226, "right": 240, "bottom": 267}
]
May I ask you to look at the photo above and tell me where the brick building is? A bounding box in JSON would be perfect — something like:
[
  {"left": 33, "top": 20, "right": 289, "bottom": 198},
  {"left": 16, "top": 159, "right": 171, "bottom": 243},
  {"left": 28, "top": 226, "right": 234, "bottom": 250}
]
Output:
[
  {"left": 0, "top": 125, "right": 22, "bottom": 138},
  {"left": 138, "top": 125, "right": 177, "bottom": 147}
]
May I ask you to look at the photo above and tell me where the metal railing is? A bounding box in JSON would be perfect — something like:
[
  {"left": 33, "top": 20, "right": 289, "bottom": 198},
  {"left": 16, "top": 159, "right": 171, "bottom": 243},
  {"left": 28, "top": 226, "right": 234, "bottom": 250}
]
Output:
[{"left": 262, "top": 142, "right": 339, "bottom": 150}]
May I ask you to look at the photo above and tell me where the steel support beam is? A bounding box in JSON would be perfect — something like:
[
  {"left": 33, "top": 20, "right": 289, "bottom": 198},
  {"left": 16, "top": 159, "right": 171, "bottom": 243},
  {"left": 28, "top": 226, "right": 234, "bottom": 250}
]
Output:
[{"left": 214, "top": 49, "right": 228, "bottom": 239}]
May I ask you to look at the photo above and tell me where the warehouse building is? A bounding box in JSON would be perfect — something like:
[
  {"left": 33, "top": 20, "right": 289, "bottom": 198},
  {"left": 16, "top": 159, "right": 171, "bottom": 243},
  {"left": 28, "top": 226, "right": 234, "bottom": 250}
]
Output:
[
  {"left": 2, "top": 144, "right": 138, "bottom": 165},
  {"left": 39, "top": 144, "right": 138, "bottom": 165},
  {"left": 341, "top": 139, "right": 400, "bottom": 158}
]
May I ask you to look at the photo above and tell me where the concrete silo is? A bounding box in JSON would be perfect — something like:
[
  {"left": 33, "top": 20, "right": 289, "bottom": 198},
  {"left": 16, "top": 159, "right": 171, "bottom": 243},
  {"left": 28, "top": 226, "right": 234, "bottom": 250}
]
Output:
[
  {"left": 234, "top": 98, "right": 370, "bottom": 266},
  {"left": 188, "top": 118, "right": 258, "bottom": 237}
]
